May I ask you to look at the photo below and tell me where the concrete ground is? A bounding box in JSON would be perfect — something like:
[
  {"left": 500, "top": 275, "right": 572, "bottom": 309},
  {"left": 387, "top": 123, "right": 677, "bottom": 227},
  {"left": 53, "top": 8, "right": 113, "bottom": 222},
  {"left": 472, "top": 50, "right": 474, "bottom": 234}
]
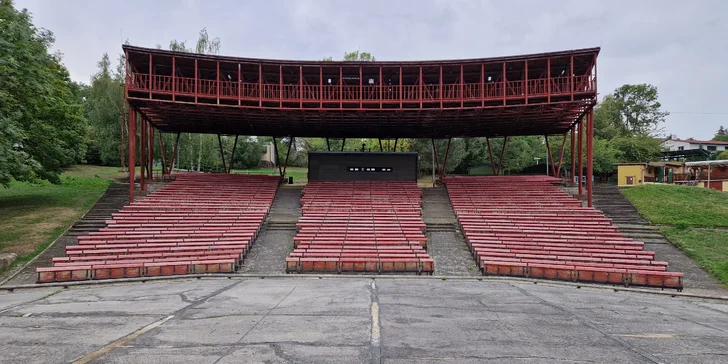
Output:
[{"left": 1, "top": 277, "right": 726, "bottom": 364}]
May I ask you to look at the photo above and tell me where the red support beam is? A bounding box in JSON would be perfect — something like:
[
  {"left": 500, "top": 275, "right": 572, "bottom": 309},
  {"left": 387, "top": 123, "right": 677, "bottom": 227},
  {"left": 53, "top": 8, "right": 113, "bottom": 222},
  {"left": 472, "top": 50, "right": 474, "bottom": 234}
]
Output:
[
  {"left": 570, "top": 55, "right": 574, "bottom": 101},
  {"left": 431, "top": 139, "right": 440, "bottom": 178},
  {"left": 359, "top": 66, "right": 363, "bottom": 108},
  {"left": 399, "top": 66, "right": 403, "bottom": 108},
  {"left": 194, "top": 59, "right": 198, "bottom": 104},
  {"left": 259, "top": 64, "right": 263, "bottom": 107},
  {"left": 168, "top": 133, "right": 180, "bottom": 176},
  {"left": 172, "top": 56, "right": 176, "bottom": 102},
  {"left": 547, "top": 57, "right": 551, "bottom": 103},
  {"left": 545, "top": 135, "right": 556, "bottom": 178},
  {"left": 419, "top": 66, "right": 423, "bottom": 108},
  {"left": 238, "top": 63, "right": 242, "bottom": 106},
  {"left": 556, "top": 132, "right": 568, "bottom": 178},
  {"left": 148, "top": 53, "right": 152, "bottom": 98},
  {"left": 340, "top": 138, "right": 346, "bottom": 152},
  {"left": 326, "top": 137, "right": 330, "bottom": 151},
  {"left": 486, "top": 137, "right": 496, "bottom": 176},
  {"left": 578, "top": 118, "right": 584, "bottom": 195},
  {"left": 279, "top": 65, "right": 283, "bottom": 108},
  {"left": 148, "top": 123, "right": 154, "bottom": 180},
  {"left": 273, "top": 136, "right": 281, "bottom": 177},
  {"left": 282, "top": 137, "right": 294, "bottom": 177},
  {"left": 217, "top": 134, "right": 227, "bottom": 173},
  {"left": 439, "top": 138, "right": 452, "bottom": 180},
  {"left": 339, "top": 66, "right": 343, "bottom": 109},
  {"left": 497, "top": 136, "right": 509, "bottom": 176},
  {"left": 229, "top": 135, "right": 239, "bottom": 174},
  {"left": 128, "top": 108, "right": 136, "bottom": 203},
  {"left": 587, "top": 109, "right": 594, "bottom": 207},
  {"left": 300, "top": 65, "right": 304, "bottom": 108},
  {"left": 393, "top": 138, "right": 398, "bottom": 152},
  {"left": 319, "top": 66, "right": 323, "bottom": 108},
  {"left": 139, "top": 115, "right": 146, "bottom": 192},
  {"left": 502, "top": 62, "right": 507, "bottom": 105},
  {"left": 480, "top": 63, "right": 485, "bottom": 107},
  {"left": 379, "top": 138, "right": 383, "bottom": 152},
  {"left": 570, "top": 126, "right": 576, "bottom": 182},
  {"left": 158, "top": 131, "right": 167, "bottom": 175},
  {"left": 460, "top": 64, "right": 464, "bottom": 108},
  {"left": 524, "top": 60, "right": 528, "bottom": 104},
  {"left": 439, "top": 64, "right": 443, "bottom": 108},
  {"left": 216, "top": 60, "right": 220, "bottom": 104},
  {"left": 379, "top": 66, "right": 383, "bottom": 109}
]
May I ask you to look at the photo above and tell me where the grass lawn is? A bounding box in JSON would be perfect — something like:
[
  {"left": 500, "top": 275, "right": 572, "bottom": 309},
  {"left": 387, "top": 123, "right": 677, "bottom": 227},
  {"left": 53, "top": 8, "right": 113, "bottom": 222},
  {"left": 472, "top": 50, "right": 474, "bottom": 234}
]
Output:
[
  {"left": 621, "top": 184, "right": 728, "bottom": 227},
  {"left": 0, "top": 173, "right": 111, "bottom": 270},
  {"left": 663, "top": 227, "right": 728, "bottom": 285},
  {"left": 232, "top": 167, "right": 308, "bottom": 183}
]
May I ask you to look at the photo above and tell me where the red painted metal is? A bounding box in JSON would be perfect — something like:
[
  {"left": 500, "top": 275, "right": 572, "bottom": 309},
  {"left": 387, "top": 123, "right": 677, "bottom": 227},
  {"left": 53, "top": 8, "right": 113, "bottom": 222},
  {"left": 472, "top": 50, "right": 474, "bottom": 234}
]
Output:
[
  {"left": 497, "top": 136, "right": 508, "bottom": 176},
  {"left": 439, "top": 138, "right": 452, "bottom": 180},
  {"left": 157, "top": 132, "right": 167, "bottom": 175},
  {"left": 379, "top": 138, "right": 383, "bottom": 152},
  {"left": 272, "top": 136, "right": 279, "bottom": 175},
  {"left": 570, "top": 55, "right": 574, "bottom": 101},
  {"left": 545, "top": 135, "right": 554, "bottom": 177},
  {"left": 172, "top": 56, "right": 176, "bottom": 102},
  {"left": 194, "top": 59, "right": 198, "bottom": 104},
  {"left": 431, "top": 139, "right": 440, "bottom": 178},
  {"left": 587, "top": 110, "right": 594, "bottom": 207},
  {"left": 140, "top": 116, "right": 146, "bottom": 192},
  {"left": 340, "top": 138, "right": 346, "bottom": 152},
  {"left": 259, "top": 64, "right": 263, "bottom": 107},
  {"left": 148, "top": 123, "right": 154, "bottom": 180},
  {"left": 238, "top": 63, "right": 242, "bottom": 106},
  {"left": 547, "top": 57, "right": 551, "bottom": 103},
  {"left": 570, "top": 127, "right": 576, "bottom": 182},
  {"left": 502, "top": 62, "right": 506, "bottom": 105},
  {"left": 168, "top": 133, "right": 180, "bottom": 175},
  {"left": 282, "top": 137, "right": 294, "bottom": 177},
  {"left": 556, "top": 133, "right": 568, "bottom": 178},
  {"left": 486, "top": 138, "right": 496, "bottom": 175},
  {"left": 393, "top": 138, "right": 398, "bottom": 152},
  {"left": 325, "top": 137, "right": 330, "bottom": 151},
  {"left": 524, "top": 60, "right": 528, "bottom": 104},
  {"left": 128, "top": 108, "right": 136, "bottom": 203},
  {"left": 229, "top": 135, "right": 239, "bottom": 174},
  {"left": 217, "top": 134, "right": 227, "bottom": 173},
  {"left": 578, "top": 119, "right": 584, "bottom": 195}
]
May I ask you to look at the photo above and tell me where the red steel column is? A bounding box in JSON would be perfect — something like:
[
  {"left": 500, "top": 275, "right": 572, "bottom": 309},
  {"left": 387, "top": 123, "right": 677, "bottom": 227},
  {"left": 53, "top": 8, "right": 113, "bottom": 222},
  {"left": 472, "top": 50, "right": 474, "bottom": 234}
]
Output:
[
  {"left": 570, "top": 127, "right": 576, "bottom": 183},
  {"left": 439, "top": 138, "right": 452, "bottom": 180},
  {"left": 139, "top": 116, "right": 147, "bottom": 192},
  {"left": 578, "top": 118, "right": 584, "bottom": 196},
  {"left": 586, "top": 110, "right": 594, "bottom": 206},
  {"left": 148, "top": 123, "right": 154, "bottom": 181},
  {"left": 158, "top": 132, "right": 167, "bottom": 175},
  {"left": 128, "top": 108, "right": 136, "bottom": 203}
]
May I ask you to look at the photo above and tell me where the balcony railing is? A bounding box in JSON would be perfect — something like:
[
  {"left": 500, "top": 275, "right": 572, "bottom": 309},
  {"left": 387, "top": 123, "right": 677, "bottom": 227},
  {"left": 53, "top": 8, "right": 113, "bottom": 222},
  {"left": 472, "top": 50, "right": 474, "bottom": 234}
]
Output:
[{"left": 127, "top": 74, "right": 595, "bottom": 104}]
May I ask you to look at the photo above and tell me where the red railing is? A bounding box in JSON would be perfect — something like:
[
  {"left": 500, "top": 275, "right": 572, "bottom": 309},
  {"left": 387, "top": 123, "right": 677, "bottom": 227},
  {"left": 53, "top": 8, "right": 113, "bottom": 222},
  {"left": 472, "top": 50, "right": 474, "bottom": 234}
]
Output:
[{"left": 129, "top": 74, "right": 595, "bottom": 103}]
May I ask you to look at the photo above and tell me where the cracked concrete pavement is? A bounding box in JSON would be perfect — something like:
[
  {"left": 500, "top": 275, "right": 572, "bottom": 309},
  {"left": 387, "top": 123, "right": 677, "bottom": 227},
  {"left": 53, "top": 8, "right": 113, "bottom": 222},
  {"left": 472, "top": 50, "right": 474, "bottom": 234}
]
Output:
[{"left": 0, "top": 277, "right": 727, "bottom": 363}]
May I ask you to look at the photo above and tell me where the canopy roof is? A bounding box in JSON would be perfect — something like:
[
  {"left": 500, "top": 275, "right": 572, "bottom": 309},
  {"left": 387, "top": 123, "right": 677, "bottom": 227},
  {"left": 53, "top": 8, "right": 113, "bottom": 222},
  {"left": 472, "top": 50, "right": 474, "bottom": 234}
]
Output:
[{"left": 124, "top": 45, "right": 599, "bottom": 138}]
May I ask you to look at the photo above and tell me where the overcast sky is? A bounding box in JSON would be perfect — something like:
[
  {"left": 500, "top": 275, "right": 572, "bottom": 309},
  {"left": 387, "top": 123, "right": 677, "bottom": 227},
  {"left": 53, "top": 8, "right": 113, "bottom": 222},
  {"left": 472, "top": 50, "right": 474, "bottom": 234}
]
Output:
[{"left": 15, "top": 0, "right": 727, "bottom": 140}]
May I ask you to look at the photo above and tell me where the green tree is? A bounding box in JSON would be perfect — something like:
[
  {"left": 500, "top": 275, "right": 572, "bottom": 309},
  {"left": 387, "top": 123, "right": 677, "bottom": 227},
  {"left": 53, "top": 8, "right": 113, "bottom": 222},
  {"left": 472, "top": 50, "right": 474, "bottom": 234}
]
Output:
[
  {"left": 717, "top": 150, "right": 728, "bottom": 160},
  {"left": 713, "top": 126, "right": 728, "bottom": 142},
  {"left": 0, "top": 0, "right": 87, "bottom": 185},
  {"left": 323, "top": 50, "right": 376, "bottom": 62},
  {"left": 609, "top": 135, "right": 662, "bottom": 163},
  {"left": 85, "top": 53, "right": 126, "bottom": 166},
  {"left": 611, "top": 84, "right": 668, "bottom": 136}
]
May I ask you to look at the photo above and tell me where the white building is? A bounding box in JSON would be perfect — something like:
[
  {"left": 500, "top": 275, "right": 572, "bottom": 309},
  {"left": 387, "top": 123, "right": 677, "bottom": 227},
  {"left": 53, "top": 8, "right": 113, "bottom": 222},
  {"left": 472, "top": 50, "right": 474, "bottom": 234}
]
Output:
[{"left": 661, "top": 138, "right": 728, "bottom": 152}]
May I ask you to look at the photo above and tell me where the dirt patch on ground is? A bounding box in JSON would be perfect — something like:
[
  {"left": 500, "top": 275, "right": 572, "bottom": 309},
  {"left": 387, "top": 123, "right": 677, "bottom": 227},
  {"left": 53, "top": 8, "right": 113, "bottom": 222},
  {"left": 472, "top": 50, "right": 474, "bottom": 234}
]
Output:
[{"left": 0, "top": 207, "right": 79, "bottom": 256}]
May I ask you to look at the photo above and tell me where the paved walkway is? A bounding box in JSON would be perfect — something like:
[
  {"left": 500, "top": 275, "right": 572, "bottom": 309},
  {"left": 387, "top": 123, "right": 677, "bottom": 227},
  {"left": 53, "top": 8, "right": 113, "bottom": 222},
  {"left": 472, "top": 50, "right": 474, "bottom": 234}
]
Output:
[{"left": 1, "top": 277, "right": 726, "bottom": 363}]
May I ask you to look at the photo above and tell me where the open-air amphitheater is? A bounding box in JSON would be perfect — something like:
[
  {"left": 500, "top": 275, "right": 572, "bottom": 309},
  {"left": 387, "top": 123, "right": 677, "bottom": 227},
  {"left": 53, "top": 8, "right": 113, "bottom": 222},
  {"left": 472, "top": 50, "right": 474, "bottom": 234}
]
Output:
[{"left": 22, "top": 45, "right": 689, "bottom": 290}]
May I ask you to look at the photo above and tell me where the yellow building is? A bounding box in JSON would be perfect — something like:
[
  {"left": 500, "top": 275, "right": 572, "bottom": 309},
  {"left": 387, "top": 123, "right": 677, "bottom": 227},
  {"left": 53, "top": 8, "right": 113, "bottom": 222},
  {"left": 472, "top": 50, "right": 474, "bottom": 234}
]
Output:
[{"left": 616, "top": 162, "right": 684, "bottom": 186}]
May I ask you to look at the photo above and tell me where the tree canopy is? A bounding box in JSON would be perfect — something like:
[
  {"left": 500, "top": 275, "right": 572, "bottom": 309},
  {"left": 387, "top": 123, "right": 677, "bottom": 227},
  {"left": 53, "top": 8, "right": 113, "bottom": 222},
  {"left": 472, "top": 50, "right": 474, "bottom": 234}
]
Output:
[{"left": 0, "top": 0, "right": 87, "bottom": 186}]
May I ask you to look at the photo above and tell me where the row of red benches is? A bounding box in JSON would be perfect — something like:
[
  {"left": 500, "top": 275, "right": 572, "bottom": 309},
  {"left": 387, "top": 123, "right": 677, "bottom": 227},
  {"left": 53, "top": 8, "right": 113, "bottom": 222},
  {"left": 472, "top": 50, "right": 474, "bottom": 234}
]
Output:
[
  {"left": 286, "top": 181, "right": 434, "bottom": 274},
  {"left": 443, "top": 176, "right": 683, "bottom": 289},
  {"left": 36, "top": 174, "right": 280, "bottom": 283}
]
